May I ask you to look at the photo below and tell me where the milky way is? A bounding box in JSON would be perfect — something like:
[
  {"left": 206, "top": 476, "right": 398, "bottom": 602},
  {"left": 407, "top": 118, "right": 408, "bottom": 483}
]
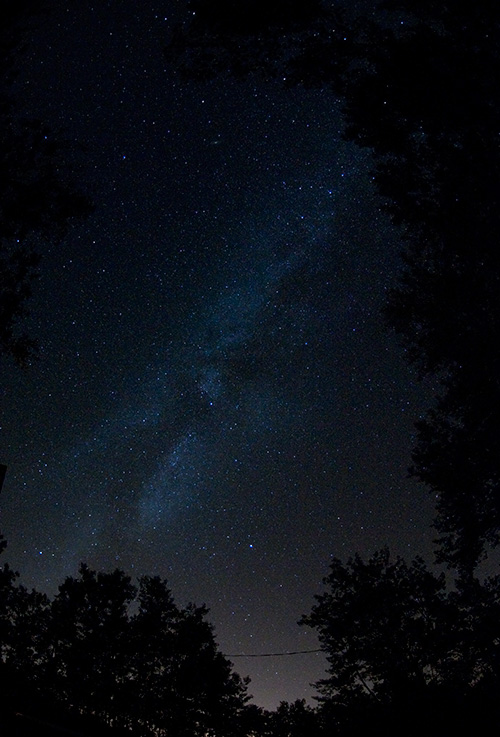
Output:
[{"left": 1, "top": 1, "right": 436, "bottom": 709}]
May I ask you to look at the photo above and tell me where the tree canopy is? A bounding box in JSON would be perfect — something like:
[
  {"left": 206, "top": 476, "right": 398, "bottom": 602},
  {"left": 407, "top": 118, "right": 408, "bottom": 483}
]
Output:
[
  {"left": 0, "top": 553, "right": 250, "bottom": 737},
  {"left": 301, "top": 548, "right": 500, "bottom": 735}
]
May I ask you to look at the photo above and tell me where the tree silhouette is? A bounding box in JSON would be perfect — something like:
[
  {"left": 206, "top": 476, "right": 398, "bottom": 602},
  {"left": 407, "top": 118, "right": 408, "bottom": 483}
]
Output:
[
  {"left": 47, "top": 564, "right": 135, "bottom": 724},
  {"left": 0, "top": 534, "right": 57, "bottom": 733},
  {"left": 266, "top": 699, "right": 323, "bottom": 737},
  {"left": 0, "top": 535, "right": 50, "bottom": 681},
  {"left": 127, "top": 575, "right": 250, "bottom": 737},
  {"left": 0, "top": 561, "right": 251, "bottom": 736},
  {"left": 0, "top": 533, "right": 19, "bottom": 663},
  {"left": 300, "top": 549, "right": 450, "bottom": 705},
  {"left": 301, "top": 548, "right": 500, "bottom": 735}
]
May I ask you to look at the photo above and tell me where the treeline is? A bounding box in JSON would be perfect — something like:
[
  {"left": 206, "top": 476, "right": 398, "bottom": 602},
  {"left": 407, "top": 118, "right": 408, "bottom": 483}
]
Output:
[
  {"left": 3, "top": 536, "right": 500, "bottom": 736},
  {"left": 0, "top": 534, "right": 250, "bottom": 736}
]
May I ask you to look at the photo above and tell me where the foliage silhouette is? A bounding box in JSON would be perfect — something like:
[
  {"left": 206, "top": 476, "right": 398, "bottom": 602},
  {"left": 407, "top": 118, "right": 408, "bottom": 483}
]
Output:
[
  {"left": 301, "top": 548, "right": 500, "bottom": 734},
  {"left": 300, "top": 549, "right": 449, "bottom": 703},
  {"left": 47, "top": 565, "right": 135, "bottom": 725},
  {"left": 0, "top": 555, "right": 250, "bottom": 737},
  {"left": 266, "top": 699, "right": 323, "bottom": 737}
]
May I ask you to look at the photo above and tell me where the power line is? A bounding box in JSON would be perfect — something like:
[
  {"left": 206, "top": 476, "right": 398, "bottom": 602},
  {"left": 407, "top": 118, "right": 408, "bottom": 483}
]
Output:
[{"left": 225, "top": 648, "right": 323, "bottom": 658}]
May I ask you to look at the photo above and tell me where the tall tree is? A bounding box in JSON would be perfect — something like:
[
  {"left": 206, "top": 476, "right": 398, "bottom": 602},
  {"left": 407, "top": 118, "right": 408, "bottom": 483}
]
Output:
[
  {"left": 47, "top": 564, "right": 136, "bottom": 724},
  {"left": 300, "top": 549, "right": 449, "bottom": 704},
  {"left": 0, "top": 534, "right": 19, "bottom": 664},
  {"left": 127, "top": 575, "right": 250, "bottom": 737},
  {"left": 0, "top": 534, "right": 54, "bottom": 729},
  {"left": 7, "top": 566, "right": 251, "bottom": 736},
  {"left": 301, "top": 549, "right": 500, "bottom": 735}
]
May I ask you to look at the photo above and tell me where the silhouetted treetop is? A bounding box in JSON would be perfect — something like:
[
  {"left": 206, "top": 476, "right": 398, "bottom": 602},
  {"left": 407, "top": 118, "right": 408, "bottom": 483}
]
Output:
[
  {"left": 301, "top": 549, "right": 450, "bottom": 704},
  {"left": 301, "top": 548, "right": 500, "bottom": 735},
  {"left": 0, "top": 557, "right": 250, "bottom": 737}
]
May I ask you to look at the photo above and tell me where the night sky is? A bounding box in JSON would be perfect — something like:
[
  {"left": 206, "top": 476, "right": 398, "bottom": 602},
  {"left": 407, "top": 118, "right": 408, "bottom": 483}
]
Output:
[{"left": 1, "top": 1, "right": 437, "bottom": 710}]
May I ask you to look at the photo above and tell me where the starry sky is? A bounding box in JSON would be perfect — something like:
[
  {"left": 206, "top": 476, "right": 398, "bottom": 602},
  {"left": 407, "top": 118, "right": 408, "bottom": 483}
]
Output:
[{"left": 1, "top": 0, "right": 437, "bottom": 710}]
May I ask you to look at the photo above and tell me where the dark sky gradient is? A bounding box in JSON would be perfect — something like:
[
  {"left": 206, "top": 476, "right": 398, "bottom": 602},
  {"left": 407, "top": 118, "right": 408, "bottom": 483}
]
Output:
[{"left": 1, "top": 1, "right": 436, "bottom": 710}]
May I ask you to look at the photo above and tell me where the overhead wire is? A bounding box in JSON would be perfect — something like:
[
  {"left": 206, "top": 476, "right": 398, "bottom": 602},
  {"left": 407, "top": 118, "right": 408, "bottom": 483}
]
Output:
[{"left": 225, "top": 648, "right": 323, "bottom": 658}]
